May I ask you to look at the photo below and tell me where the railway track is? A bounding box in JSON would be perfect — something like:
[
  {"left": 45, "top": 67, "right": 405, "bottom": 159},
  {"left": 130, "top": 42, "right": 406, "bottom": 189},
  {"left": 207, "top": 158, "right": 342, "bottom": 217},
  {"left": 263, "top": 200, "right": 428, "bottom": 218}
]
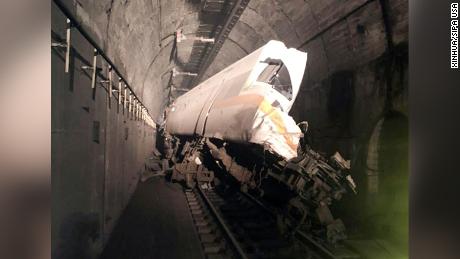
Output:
[{"left": 185, "top": 184, "right": 336, "bottom": 259}]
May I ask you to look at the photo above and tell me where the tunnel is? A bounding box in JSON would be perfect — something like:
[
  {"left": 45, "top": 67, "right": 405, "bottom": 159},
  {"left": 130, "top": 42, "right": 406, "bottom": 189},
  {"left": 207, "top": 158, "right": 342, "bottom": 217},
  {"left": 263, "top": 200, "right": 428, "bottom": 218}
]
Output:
[{"left": 51, "top": 0, "right": 408, "bottom": 258}]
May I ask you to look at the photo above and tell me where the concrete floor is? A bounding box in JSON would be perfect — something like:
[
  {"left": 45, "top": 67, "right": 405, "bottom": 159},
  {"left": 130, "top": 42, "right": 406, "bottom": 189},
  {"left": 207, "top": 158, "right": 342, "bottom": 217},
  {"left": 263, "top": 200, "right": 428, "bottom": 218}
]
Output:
[{"left": 100, "top": 177, "right": 204, "bottom": 259}]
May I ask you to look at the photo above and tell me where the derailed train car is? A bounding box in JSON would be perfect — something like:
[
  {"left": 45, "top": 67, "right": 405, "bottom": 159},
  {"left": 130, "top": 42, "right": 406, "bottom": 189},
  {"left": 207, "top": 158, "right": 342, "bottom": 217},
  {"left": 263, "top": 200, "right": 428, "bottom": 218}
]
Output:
[{"left": 162, "top": 40, "right": 357, "bottom": 244}]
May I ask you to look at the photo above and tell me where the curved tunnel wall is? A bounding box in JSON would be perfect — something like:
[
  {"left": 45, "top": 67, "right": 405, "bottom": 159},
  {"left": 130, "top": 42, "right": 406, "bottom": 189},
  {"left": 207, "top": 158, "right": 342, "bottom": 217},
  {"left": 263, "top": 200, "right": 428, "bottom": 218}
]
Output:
[{"left": 55, "top": 0, "right": 407, "bottom": 122}]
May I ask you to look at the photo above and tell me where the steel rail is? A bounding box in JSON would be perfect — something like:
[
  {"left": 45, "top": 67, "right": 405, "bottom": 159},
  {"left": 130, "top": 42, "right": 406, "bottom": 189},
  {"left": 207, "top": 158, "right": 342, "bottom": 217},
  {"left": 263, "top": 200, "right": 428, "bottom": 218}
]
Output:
[
  {"left": 197, "top": 186, "right": 249, "bottom": 259},
  {"left": 241, "top": 191, "right": 338, "bottom": 259},
  {"left": 295, "top": 230, "right": 339, "bottom": 259}
]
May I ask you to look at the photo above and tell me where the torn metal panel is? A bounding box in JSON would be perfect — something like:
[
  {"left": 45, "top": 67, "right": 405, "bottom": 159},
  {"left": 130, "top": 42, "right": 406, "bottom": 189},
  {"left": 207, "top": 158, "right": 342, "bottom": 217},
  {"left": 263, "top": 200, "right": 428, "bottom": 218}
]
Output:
[{"left": 250, "top": 98, "right": 302, "bottom": 160}]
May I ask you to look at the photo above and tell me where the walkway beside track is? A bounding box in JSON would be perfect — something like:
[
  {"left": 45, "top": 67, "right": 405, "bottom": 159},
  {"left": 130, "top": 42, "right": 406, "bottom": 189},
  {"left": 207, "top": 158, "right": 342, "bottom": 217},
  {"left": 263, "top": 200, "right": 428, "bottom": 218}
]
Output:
[{"left": 100, "top": 177, "right": 204, "bottom": 259}]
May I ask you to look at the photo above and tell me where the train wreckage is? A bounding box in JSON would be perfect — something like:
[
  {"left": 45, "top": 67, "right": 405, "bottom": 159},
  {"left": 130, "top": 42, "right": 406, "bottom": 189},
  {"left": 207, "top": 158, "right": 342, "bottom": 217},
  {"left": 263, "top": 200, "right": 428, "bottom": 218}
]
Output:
[{"left": 156, "top": 40, "right": 357, "bottom": 245}]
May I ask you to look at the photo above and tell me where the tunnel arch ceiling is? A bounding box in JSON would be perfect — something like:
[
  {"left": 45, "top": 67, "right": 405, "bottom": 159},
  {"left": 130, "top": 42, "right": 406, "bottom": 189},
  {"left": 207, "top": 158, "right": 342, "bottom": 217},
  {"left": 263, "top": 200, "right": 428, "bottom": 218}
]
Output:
[{"left": 57, "top": 0, "right": 407, "bottom": 121}]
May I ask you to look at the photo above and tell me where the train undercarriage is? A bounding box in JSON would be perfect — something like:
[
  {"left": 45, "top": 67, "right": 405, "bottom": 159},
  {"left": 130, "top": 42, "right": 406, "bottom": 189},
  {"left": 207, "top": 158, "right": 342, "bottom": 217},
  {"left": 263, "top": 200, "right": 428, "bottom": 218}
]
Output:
[{"left": 156, "top": 126, "right": 357, "bottom": 246}]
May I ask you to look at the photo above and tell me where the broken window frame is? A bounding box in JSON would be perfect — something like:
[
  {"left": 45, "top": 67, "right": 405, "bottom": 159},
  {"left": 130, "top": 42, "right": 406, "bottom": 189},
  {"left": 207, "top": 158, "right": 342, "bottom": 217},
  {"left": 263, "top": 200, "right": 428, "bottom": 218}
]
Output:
[{"left": 256, "top": 59, "right": 293, "bottom": 101}]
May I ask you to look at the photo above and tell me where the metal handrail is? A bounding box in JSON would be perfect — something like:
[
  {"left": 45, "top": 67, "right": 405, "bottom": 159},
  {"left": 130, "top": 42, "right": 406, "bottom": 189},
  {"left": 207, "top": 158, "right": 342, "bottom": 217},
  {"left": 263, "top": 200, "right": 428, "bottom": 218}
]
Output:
[{"left": 52, "top": 0, "right": 155, "bottom": 127}]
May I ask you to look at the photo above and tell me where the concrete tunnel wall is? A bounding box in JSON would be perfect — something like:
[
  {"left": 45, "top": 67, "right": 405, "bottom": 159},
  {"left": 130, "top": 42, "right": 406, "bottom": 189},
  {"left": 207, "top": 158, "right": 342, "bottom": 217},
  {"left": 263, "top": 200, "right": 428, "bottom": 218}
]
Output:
[
  {"left": 53, "top": 0, "right": 408, "bottom": 134},
  {"left": 52, "top": 0, "right": 408, "bottom": 257},
  {"left": 52, "top": 4, "right": 155, "bottom": 258},
  {"left": 54, "top": 0, "right": 208, "bottom": 121}
]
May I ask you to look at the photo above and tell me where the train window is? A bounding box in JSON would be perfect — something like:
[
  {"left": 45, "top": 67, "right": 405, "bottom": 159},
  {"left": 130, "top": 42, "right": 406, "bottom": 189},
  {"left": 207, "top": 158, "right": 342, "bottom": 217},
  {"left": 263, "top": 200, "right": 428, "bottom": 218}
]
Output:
[{"left": 257, "top": 60, "right": 293, "bottom": 100}]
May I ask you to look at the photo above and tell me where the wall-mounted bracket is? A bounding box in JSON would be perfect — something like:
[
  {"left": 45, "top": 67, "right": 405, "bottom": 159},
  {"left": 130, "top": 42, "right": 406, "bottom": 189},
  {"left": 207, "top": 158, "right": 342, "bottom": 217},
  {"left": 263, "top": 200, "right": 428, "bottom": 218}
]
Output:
[
  {"left": 108, "top": 65, "right": 113, "bottom": 102},
  {"left": 171, "top": 85, "right": 190, "bottom": 92},
  {"left": 52, "top": 3, "right": 156, "bottom": 128},
  {"left": 128, "top": 94, "right": 132, "bottom": 116},
  {"left": 51, "top": 42, "right": 66, "bottom": 48},
  {"left": 172, "top": 67, "right": 198, "bottom": 77},
  {"left": 138, "top": 104, "right": 141, "bottom": 120},
  {"left": 118, "top": 78, "right": 122, "bottom": 105},
  {"left": 176, "top": 29, "right": 215, "bottom": 43},
  {"left": 124, "top": 87, "right": 128, "bottom": 110},
  {"left": 91, "top": 49, "right": 98, "bottom": 89},
  {"left": 51, "top": 18, "right": 71, "bottom": 73},
  {"left": 65, "top": 19, "right": 71, "bottom": 73}
]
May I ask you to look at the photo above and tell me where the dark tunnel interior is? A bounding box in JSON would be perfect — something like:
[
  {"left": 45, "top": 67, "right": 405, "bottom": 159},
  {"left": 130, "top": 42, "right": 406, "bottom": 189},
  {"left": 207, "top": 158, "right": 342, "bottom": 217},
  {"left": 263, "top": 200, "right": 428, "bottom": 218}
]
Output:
[{"left": 51, "top": 0, "right": 408, "bottom": 258}]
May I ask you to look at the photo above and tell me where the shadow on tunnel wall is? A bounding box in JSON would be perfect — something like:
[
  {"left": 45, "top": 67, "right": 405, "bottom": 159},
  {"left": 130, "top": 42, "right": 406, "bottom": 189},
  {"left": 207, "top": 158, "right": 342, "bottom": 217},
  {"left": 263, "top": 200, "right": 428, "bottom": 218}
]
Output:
[
  {"left": 319, "top": 104, "right": 408, "bottom": 258},
  {"left": 341, "top": 111, "right": 408, "bottom": 256},
  {"left": 373, "top": 111, "right": 408, "bottom": 249},
  {"left": 291, "top": 41, "right": 408, "bottom": 256},
  {"left": 327, "top": 70, "right": 355, "bottom": 145}
]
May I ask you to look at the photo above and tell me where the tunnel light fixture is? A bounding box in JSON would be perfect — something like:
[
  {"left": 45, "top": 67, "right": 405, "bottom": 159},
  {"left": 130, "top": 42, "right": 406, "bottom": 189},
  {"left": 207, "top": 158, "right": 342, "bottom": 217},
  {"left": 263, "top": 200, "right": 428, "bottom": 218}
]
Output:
[{"left": 176, "top": 29, "right": 215, "bottom": 43}]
